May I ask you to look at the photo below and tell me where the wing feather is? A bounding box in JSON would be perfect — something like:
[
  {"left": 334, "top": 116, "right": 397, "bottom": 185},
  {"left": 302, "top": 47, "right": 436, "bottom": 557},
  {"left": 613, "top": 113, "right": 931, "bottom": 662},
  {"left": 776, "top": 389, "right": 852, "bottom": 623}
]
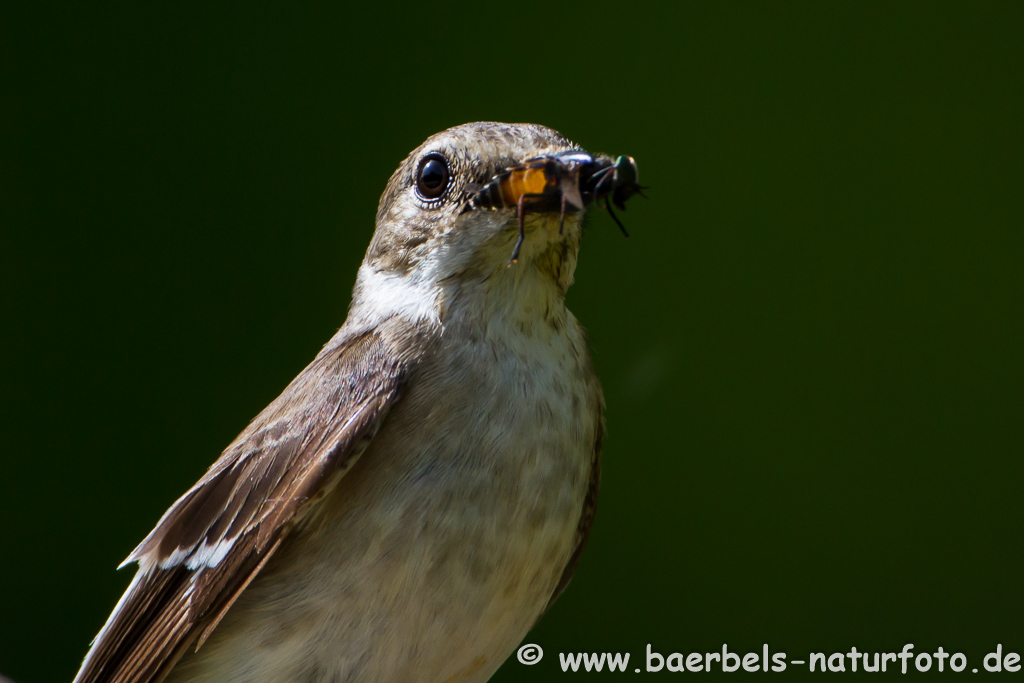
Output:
[{"left": 73, "top": 319, "right": 423, "bottom": 683}]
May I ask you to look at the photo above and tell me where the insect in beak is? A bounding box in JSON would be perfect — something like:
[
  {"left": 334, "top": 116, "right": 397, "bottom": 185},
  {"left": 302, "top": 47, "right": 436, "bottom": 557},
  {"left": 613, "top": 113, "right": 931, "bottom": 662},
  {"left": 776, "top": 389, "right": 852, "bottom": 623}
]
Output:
[
  {"left": 471, "top": 151, "right": 644, "bottom": 265},
  {"left": 580, "top": 155, "right": 645, "bottom": 238}
]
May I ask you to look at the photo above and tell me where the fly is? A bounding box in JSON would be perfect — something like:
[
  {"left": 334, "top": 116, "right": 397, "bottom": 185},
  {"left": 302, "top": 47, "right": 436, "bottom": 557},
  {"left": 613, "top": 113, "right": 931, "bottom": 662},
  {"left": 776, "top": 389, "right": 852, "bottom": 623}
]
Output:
[{"left": 470, "top": 151, "right": 644, "bottom": 265}]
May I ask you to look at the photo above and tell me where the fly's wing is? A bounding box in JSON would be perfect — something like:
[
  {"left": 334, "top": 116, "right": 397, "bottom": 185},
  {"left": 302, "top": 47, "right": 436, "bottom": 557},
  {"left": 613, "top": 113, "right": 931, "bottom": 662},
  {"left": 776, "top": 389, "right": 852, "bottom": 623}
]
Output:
[{"left": 73, "top": 319, "right": 424, "bottom": 683}]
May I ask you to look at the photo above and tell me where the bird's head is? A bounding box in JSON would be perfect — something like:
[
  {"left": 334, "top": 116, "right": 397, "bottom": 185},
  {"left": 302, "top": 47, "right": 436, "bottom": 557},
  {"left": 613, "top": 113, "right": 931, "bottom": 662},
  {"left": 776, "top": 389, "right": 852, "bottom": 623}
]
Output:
[{"left": 351, "top": 122, "right": 639, "bottom": 327}]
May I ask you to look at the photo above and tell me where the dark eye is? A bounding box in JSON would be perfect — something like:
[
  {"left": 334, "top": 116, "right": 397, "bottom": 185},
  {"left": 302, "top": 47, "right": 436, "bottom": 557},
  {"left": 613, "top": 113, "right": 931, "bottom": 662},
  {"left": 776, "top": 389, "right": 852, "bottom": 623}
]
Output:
[{"left": 416, "top": 153, "right": 451, "bottom": 200}]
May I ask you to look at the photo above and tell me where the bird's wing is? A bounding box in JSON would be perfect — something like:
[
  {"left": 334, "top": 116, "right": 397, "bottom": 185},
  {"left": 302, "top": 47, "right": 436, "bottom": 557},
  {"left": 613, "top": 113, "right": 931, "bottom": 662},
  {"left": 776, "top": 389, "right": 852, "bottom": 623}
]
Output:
[
  {"left": 73, "top": 319, "right": 425, "bottom": 683},
  {"left": 543, "top": 415, "right": 603, "bottom": 613}
]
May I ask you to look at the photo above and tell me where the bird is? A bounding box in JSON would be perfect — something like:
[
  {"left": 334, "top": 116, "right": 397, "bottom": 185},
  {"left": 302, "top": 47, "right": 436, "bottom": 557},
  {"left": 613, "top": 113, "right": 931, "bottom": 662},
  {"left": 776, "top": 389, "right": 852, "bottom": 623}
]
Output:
[{"left": 72, "top": 121, "right": 641, "bottom": 683}]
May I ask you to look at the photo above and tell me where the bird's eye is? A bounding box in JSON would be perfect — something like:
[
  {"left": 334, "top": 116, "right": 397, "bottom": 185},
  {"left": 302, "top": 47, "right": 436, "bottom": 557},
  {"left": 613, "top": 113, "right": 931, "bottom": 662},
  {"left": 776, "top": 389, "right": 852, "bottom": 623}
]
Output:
[{"left": 416, "top": 153, "right": 451, "bottom": 201}]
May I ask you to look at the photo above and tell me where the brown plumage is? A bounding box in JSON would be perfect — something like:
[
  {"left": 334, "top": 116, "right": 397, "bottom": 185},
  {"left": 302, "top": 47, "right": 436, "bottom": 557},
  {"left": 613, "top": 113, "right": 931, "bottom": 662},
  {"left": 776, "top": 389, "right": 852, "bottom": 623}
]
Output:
[
  {"left": 75, "top": 321, "right": 420, "bottom": 683},
  {"left": 74, "top": 122, "right": 636, "bottom": 683}
]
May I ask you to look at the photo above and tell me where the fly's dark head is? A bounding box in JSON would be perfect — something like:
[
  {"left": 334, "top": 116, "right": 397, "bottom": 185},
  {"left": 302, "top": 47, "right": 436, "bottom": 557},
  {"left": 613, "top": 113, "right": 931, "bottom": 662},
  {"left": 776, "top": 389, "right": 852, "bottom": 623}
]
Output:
[{"left": 582, "top": 155, "right": 642, "bottom": 210}]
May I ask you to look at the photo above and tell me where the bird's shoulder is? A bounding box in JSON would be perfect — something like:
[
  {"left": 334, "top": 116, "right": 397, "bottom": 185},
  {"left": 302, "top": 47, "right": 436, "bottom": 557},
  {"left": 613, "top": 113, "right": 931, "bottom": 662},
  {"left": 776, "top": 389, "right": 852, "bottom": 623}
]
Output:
[{"left": 73, "top": 315, "right": 435, "bottom": 683}]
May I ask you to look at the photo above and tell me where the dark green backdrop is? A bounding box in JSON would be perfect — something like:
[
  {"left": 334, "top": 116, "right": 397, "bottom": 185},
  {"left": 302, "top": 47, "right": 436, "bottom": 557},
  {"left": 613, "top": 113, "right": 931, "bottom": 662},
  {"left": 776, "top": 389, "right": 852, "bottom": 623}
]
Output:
[{"left": 2, "top": 2, "right": 1021, "bottom": 681}]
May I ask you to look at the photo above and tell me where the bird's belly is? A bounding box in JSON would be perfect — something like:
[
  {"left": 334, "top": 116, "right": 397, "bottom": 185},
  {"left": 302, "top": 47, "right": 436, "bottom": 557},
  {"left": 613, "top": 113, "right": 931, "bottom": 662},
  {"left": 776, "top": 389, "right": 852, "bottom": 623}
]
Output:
[{"left": 171, "top": 328, "right": 600, "bottom": 683}]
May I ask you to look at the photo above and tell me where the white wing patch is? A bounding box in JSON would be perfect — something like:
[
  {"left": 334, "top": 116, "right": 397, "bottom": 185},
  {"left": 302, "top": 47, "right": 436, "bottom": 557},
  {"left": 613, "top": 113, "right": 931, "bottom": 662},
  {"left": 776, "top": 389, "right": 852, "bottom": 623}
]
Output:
[{"left": 184, "top": 538, "right": 236, "bottom": 570}]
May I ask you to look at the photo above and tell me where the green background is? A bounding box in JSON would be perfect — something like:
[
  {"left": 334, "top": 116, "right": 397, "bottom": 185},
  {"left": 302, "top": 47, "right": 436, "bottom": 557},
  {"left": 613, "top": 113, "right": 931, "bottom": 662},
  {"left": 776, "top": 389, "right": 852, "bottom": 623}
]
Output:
[{"left": 2, "top": 2, "right": 1022, "bottom": 680}]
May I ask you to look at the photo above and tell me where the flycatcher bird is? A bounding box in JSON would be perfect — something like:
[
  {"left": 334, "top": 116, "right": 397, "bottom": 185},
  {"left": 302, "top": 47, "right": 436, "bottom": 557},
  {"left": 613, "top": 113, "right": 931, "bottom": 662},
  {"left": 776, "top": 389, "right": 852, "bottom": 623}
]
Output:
[{"left": 73, "top": 122, "right": 641, "bottom": 683}]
